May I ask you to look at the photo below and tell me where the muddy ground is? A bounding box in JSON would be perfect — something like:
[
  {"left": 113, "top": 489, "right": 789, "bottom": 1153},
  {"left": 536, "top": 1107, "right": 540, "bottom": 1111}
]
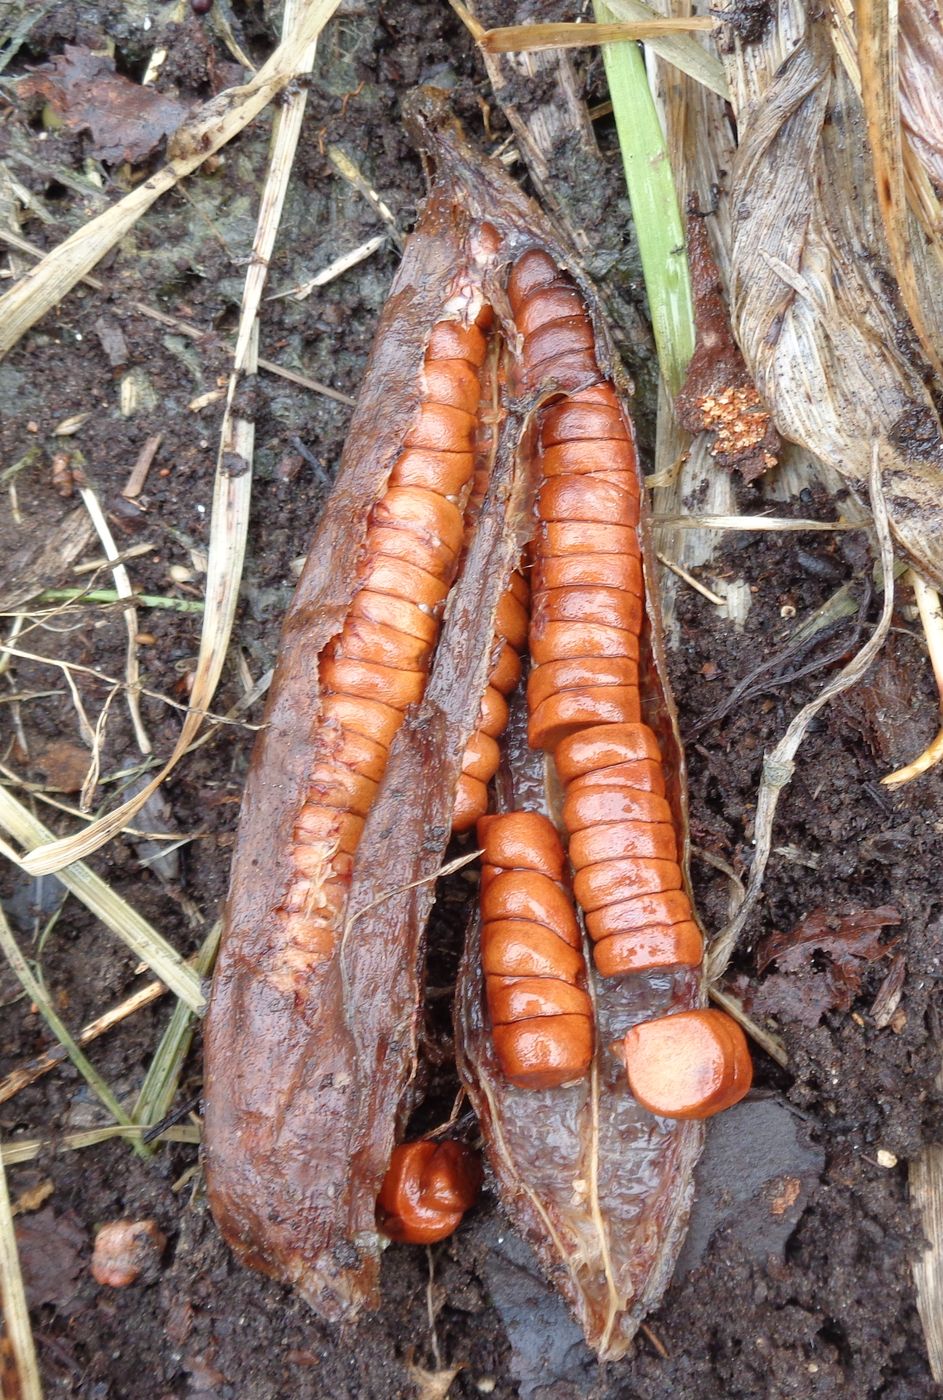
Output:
[{"left": 1, "top": 3, "right": 942, "bottom": 1397}]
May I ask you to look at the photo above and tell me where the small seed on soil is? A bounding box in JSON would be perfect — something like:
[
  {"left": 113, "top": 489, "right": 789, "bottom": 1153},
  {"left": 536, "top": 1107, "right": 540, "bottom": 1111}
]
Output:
[{"left": 91, "top": 1219, "right": 166, "bottom": 1287}]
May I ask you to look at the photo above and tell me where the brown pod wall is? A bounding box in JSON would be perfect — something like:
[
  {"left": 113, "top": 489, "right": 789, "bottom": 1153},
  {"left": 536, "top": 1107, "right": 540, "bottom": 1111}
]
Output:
[{"left": 203, "top": 89, "right": 711, "bottom": 1343}]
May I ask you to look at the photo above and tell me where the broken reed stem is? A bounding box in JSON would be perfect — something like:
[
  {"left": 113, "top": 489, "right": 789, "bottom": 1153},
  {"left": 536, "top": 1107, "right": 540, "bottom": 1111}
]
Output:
[
  {"left": 481, "top": 19, "right": 714, "bottom": 51},
  {"left": 0, "top": 1133, "right": 42, "bottom": 1400},
  {"left": 707, "top": 449, "right": 896, "bottom": 979}
]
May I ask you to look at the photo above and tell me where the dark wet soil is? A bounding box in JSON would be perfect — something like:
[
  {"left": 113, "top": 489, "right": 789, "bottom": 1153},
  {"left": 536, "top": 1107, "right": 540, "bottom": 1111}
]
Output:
[{"left": 1, "top": 4, "right": 941, "bottom": 1398}]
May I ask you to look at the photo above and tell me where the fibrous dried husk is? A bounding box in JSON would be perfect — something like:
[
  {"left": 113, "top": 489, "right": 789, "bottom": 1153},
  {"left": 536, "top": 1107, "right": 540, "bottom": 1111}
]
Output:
[{"left": 717, "top": 0, "right": 943, "bottom": 587}]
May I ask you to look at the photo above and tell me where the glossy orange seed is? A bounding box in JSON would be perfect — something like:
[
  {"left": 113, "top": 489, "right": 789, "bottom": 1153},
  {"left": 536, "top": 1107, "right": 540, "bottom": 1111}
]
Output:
[
  {"left": 377, "top": 1141, "right": 482, "bottom": 1244},
  {"left": 621, "top": 1009, "right": 752, "bottom": 1120}
]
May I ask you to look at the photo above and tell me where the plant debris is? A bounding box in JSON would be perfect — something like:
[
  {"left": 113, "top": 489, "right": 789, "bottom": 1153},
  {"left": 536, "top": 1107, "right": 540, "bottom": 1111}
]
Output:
[
  {"left": 18, "top": 47, "right": 193, "bottom": 166},
  {"left": 674, "top": 199, "right": 780, "bottom": 482},
  {"left": 752, "top": 905, "right": 901, "bottom": 1027}
]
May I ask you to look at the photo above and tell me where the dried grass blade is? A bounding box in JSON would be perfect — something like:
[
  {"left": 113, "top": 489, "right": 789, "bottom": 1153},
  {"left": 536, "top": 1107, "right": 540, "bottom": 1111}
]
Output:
[
  {"left": 855, "top": 0, "right": 943, "bottom": 380},
  {"left": 0, "top": 901, "right": 143, "bottom": 1156},
  {"left": 77, "top": 481, "right": 151, "bottom": 758},
  {"left": 0, "top": 1132, "right": 42, "bottom": 1400},
  {"left": 0, "top": 0, "right": 340, "bottom": 359},
  {"left": 482, "top": 19, "right": 713, "bottom": 51},
  {"left": 133, "top": 920, "right": 221, "bottom": 1138},
  {"left": 0, "top": 786, "right": 203, "bottom": 1011},
  {"left": 605, "top": 0, "right": 729, "bottom": 98},
  {"left": 0, "top": 1124, "right": 200, "bottom": 1167},
  {"left": 18, "top": 2, "right": 333, "bottom": 876}
]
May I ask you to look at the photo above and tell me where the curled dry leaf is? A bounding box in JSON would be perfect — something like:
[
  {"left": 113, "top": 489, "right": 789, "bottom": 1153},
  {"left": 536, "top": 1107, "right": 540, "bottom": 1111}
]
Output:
[
  {"left": 18, "top": 46, "right": 193, "bottom": 166},
  {"left": 719, "top": 1, "right": 943, "bottom": 587},
  {"left": 674, "top": 198, "right": 780, "bottom": 483}
]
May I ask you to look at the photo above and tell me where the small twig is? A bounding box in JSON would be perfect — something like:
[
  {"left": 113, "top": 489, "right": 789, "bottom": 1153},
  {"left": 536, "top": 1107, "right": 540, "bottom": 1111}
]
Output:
[
  {"left": 707, "top": 449, "right": 895, "bottom": 980},
  {"left": 0, "top": 974, "right": 169, "bottom": 1105},
  {"left": 267, "top": 232, "right": 388, "bottom": 301},
  {"left": 122, "top": 434, "right": 163, "bottom": 499},
  {"left": 709, "top": 984, "right": 788, "bottom": 1068},
  {"left": 326, "top": 146, "right": 404, "bottom": 249},
  {"left": 655, "top": 551, "right": 725, "bottom": 605},
  {"left": 0, "top": 228, "right": 355, "bottom": 409},
  {"left": 882, "top": 571, "right": 943, "bottom": 786},
  {"left": 73, "top": 541, "right": 156, "bottom": 574},
  {"left": 0, "top": 901, "right": 143, "bottom": 1154}
]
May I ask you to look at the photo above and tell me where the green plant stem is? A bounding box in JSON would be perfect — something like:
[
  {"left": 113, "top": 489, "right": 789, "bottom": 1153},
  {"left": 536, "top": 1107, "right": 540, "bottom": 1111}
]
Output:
[{"left": 595, "top": 0, "right": 695, "bottom": 396}]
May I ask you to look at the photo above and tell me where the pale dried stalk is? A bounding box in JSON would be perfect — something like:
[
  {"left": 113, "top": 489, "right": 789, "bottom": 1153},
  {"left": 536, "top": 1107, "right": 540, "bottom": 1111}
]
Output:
[
  {"left": 0, "top": 785, "right": 202, "bottom": 1011},
  {"left": 0, "top": 0, "right": 340, "bottom": 359},
  {"left": 77, "top": 481, "right": 151, "bottom": 758},
  {"left": 269, "top": 233, "right": 388, "bottom": 301},
  {"left": 0, "top": 1133, "right": 42, "bottom": 1400},
  {"left": 912, "top": 1146, "right": 943, "bottom": 1380},
  {"left": 882, "top": 570, "right": 943, "bottom": 785},
  {"left": 18, "top": 1, "right": 334, "bottom": 877}
]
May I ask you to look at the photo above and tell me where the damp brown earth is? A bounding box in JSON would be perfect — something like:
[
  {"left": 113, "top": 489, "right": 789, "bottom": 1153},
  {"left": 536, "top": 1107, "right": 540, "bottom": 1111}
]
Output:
[{"left": 1, "top": 4, "right": 941, "bottom": 1397}]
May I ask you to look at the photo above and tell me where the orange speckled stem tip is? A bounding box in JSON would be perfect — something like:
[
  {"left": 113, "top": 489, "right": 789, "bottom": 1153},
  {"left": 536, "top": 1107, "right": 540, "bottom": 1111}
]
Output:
[
  {"left": 376, "top": 1141, "right": 483, "bottom": 1244},
  {"left": 621, "top": 1009, "right": 752, "bottom": 1120}
]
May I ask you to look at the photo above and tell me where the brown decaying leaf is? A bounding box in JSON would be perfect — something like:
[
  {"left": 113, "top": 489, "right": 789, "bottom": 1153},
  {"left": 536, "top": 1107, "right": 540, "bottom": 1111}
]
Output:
[
  {"left": 33, "top": 739, "right": 90, "bottom": 795},
  {"left": 674, "top": 198, "right": 780, "bottom": 483},
  {"left": 751, "top": 905, "right": 900, "bottom": 1028},
  {"left": 14, "top": 1207, "right": 85, "bottom": 1313},
  {"left": 18, "top": 46, "right": 193, "bottom": 166}
]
